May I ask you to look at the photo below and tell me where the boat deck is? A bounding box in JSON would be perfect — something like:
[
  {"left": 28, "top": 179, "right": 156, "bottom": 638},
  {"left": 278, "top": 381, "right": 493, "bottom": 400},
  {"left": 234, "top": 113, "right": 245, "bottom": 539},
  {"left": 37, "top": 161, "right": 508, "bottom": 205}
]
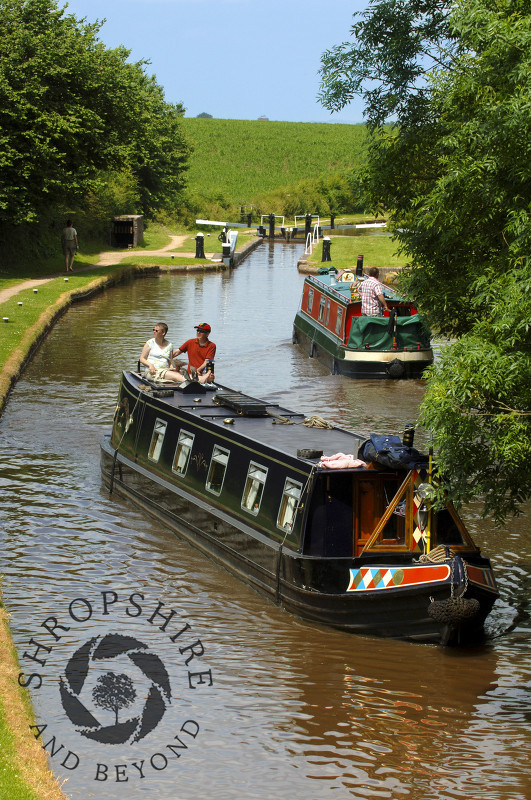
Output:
[{"left": 129, "top": 372, "right": 368, "bottom": 465}]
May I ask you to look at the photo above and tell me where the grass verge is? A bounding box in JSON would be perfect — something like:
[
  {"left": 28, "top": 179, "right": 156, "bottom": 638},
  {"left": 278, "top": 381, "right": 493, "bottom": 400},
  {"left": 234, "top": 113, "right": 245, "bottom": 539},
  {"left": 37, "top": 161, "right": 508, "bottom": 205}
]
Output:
[{"left": 0, "top": 593, "right": 66, "bottom": 799}]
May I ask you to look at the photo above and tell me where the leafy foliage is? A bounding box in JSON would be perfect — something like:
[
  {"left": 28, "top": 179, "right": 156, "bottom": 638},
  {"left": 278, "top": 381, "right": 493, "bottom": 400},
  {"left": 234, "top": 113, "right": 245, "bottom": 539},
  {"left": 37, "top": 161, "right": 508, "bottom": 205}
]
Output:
[
  {"left": 0, "top": 0, "right": 189, "bottom": 226},
  {"left": 319, "top": 0, "right": 531, "bottom": 521}
]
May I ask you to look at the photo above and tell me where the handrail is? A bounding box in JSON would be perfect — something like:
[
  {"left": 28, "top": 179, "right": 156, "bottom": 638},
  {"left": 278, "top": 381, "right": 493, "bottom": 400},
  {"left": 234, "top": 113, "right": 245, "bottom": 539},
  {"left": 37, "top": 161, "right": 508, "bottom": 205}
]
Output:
[{"left": 304, "top": 232, "right": 313, "bottom": 255}]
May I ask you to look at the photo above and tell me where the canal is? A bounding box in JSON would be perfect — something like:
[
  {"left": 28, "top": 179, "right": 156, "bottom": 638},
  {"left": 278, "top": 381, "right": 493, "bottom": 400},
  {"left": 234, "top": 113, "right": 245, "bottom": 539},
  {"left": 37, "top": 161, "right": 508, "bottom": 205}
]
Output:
[{"left": 0, "top": 241, "right": 530, "bottom": 799}]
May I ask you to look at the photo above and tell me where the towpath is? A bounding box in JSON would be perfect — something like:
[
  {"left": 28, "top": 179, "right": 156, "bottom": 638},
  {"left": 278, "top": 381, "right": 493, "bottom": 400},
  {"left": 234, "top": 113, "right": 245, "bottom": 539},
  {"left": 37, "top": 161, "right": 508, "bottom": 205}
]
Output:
[{"left": 0, "top": 234, "right": 213, "bottom": 305}]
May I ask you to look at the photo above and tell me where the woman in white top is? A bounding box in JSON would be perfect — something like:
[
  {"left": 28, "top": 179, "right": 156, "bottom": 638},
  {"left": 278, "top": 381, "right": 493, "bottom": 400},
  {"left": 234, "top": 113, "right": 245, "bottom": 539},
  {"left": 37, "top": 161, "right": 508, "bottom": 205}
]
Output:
[{"left": 139, "top": 323, "right": 212, "bottom": 383}]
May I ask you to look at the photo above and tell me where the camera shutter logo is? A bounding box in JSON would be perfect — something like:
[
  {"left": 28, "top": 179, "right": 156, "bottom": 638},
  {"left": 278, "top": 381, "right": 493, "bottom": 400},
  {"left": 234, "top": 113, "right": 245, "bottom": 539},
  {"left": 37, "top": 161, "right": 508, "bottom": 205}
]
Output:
[{"left": 59, "top": 633, "right": 171, "bottom": 745}]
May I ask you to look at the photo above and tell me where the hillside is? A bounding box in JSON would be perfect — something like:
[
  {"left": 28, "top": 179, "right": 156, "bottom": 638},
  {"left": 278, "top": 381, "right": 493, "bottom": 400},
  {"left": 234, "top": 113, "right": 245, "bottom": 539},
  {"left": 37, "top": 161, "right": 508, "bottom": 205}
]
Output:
[{"left": 181, "top": 118, "right": 369, "bottom": 205}]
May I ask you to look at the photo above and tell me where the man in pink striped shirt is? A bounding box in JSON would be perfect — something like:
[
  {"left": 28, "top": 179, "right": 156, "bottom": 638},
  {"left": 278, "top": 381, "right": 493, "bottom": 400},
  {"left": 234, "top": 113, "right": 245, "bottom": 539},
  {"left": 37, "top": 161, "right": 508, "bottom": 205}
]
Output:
[{"left": 359, "top": 267, "right": 390, "bottom": 316}]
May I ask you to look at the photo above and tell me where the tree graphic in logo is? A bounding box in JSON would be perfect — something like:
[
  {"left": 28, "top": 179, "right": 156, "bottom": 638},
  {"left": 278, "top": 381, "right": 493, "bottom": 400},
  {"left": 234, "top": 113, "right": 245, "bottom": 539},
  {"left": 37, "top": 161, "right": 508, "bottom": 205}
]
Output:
[
  {"left": 92, "top": 672, "right": 137, "bottom": 726},
  {"left": 59, "top": 633, "right": 171, "bottom": 745}
]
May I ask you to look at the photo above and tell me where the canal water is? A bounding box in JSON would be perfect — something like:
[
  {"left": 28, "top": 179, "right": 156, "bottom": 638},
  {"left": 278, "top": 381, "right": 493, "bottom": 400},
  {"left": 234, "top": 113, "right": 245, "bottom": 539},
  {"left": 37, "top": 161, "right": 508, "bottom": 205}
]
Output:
[{"left": 0, "top": 242, "right": 530, "bottom": 800}]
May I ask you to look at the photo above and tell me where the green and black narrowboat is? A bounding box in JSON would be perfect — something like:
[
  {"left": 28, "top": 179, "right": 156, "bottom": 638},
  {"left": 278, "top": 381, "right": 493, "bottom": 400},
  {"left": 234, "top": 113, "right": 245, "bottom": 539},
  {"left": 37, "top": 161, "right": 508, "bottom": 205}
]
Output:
[
  {"left": 101, "top": 372, "right": 497, "bottom": 645},
  {"left": 293, "top": 271, "right": 433, "bottom": 378}
]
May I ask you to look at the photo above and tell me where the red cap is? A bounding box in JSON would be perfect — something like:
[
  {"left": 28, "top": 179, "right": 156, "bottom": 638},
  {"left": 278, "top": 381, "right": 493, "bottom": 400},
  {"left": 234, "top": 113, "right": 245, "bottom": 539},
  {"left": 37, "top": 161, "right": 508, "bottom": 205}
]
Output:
[{"left": 195, "top": 322, "right": 211, "bottom": 333}]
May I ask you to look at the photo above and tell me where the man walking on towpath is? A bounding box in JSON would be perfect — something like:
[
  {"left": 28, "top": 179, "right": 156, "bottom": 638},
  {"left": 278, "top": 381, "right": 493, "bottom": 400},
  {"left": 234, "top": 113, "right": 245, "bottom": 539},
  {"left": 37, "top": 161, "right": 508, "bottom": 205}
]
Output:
[
  {"left": 61, "top": 220, "right": 78, "bottom": 272},
  {"left": 359, "top": 267, "right": 390, "bottom": 316},
  {"left": 174, "top": 322, "right": 216, "bottom": 380}
]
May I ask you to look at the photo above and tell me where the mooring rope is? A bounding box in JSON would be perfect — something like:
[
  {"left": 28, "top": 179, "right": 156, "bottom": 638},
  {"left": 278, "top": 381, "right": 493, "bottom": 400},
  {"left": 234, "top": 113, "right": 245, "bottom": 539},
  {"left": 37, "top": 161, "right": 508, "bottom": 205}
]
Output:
[
  {"left": 271, "top": 413, "right": 333, "bottom": 429},
  {"left": 417, "top": 543, "right": 454, "bottom": 563}
]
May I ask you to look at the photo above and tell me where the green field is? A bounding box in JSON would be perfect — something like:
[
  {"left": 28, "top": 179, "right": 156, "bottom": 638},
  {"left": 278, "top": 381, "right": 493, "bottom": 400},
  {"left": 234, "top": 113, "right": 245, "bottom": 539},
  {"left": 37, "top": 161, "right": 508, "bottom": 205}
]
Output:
[{"left": 182, "top": 118, "right": 369, "bottom": 204}]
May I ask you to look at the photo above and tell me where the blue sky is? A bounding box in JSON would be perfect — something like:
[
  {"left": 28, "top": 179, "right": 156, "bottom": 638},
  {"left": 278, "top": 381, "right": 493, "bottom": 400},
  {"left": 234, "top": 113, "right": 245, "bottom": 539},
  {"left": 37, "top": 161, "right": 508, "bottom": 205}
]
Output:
[{"left": 62, "top": 0, "right": 368, "bottom": 124}]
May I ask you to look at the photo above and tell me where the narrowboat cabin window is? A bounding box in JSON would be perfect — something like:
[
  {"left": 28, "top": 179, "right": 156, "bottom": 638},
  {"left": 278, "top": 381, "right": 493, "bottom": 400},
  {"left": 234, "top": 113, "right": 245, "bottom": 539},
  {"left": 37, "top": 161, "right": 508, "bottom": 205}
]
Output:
[
  {"left": 172, "top": 430, "right": 195, "bottom": 476},
  {"left": 148, "top": 419, "right": 167, "bottom": 462},
  {"left": 206, "top": 445, "right": 230, "bottom": 495},
  {"left": 318, "top": 295, "right": 326, "bottom": 322},
  {"left": 335, "top": 307, "right": 344, "bottom": 336},
  {"left": 277, "top": 478, "right": 303, "bottom": 532},
  {"left": 325, "top": 299, "right": 331, "bottom": 326},
  {"left": 241, "top": 462, "right": 268, "bottom": 515},
  {"left": 307, "top": 288, "right": 314, "bottom": 313}
]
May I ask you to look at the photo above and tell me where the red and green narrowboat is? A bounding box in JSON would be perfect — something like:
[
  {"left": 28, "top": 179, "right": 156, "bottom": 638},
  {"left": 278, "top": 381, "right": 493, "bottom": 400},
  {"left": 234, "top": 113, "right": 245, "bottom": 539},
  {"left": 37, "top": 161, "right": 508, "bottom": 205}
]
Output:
[{"left": 293, "top": 270, "right": 433, "bottom": 378}]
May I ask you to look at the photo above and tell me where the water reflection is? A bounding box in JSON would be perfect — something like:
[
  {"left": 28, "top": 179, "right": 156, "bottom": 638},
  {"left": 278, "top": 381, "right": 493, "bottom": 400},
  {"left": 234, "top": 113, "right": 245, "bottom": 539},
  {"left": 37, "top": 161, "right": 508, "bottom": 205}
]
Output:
[{"left": 0, "top": 241, "right": 530, "bottom": 800}]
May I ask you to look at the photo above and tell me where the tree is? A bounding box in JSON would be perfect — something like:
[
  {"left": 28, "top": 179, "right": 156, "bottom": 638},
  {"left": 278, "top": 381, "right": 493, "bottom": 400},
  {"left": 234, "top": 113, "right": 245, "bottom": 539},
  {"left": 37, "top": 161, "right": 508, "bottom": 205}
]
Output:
[
  {"left": 92, "top": 672, "right": 136, "bottom": 725},
  {"left": 0, "top": 0, "right": 189, "bottom": 225},
  {"left": 319, "top": 0, "right": 531, "bottom": 522}
]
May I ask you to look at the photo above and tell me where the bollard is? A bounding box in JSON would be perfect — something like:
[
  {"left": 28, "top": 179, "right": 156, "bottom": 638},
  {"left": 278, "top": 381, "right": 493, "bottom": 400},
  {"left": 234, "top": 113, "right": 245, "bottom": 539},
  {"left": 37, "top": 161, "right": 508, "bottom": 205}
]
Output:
[
  {"left": 321, "top": 237, "right": 332, "bottom": 262},
  {"left": 195, "top": 232, "right": 205, "bottom": 259},
  {"left": 330, "top": 213, "right": 335, "bottom": 229},
  {"left": 222, "top": 242, "right": 231, "bottom": 266},
  {"left": 304, "top": 213, "right": 312, "bottom": 238},
  {"left": 268, "top": 213, "right": 275, "bottom": 239},
  {"left": 257, "top": 225, "right": 266, "bottom": 238},
  {"left": 292, "top": 227, "right": 298, "bottom": 239},
  {"left": 356, "top": 254, "right": 364, "bottom": 276},
  {"left": 247, "top": 212, "right": 252, "bottom": 227}
]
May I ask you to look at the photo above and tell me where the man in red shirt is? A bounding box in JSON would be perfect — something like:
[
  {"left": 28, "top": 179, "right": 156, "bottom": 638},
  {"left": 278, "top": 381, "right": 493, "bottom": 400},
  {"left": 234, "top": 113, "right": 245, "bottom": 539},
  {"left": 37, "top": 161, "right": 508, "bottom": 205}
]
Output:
[{"left": 175, "top": 323, "right": 216, "bottom": 381}]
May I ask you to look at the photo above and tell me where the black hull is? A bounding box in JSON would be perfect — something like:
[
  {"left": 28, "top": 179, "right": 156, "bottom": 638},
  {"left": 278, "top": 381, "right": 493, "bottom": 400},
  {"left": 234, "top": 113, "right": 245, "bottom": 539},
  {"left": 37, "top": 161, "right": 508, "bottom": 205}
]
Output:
[
  {"left": 293, "top": 322, "right": 432, "bottom": 380},
  {"left": 101, "top": 436, "right": 495, "bottom": 645}
]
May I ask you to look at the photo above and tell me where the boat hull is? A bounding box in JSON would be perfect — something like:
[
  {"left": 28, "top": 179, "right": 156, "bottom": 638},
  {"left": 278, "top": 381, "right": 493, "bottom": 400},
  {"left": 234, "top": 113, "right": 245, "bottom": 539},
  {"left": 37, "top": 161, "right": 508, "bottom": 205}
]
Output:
[{"left": 101, "top": 434, "right": 496, "bottom": 645}]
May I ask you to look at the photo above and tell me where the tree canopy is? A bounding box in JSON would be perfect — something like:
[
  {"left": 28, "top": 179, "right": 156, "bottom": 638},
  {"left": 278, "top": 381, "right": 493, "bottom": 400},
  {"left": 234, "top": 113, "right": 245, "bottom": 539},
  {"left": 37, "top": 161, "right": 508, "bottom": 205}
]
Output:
[
  {"left": 0, "top": 0, "right": 190, "bottom": 225},
  {"left": 319, "top": 0, "right": 531, "bottom": 522}
]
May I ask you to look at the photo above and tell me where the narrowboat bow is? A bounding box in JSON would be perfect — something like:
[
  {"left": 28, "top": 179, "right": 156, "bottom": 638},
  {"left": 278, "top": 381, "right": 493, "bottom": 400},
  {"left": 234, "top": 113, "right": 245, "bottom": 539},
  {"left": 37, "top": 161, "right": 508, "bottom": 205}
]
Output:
[
  {"left": 101, "top": 372, "right": 498, "bottom": 645},
  {"left": 293, "top": 269, "right": 433, "bottom": 378}
]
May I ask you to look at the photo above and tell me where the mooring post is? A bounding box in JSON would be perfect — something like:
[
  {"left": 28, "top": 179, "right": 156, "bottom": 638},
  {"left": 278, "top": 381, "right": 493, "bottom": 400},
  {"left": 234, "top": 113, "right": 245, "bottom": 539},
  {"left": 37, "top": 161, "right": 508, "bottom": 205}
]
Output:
[
  {"left": 268, "top": 213, "right": 275, "bottom": 239},
  {"left": 356, "top": 254, "right": 364, "bottom": 276},
  {"left": 195, "top": 232, "right": 205, "bottom": 259},
  {"left": 322, "top": 237, "right": 332, "bottom": 262},
  {"left": 330, "top": 213, "right": 335, "bottom": 229},
  {"left": 305, "top": 213, "right": 312, "bottom": 239},
  {"left": 247, "top": 212, "right": 252, "bottom": 227}
]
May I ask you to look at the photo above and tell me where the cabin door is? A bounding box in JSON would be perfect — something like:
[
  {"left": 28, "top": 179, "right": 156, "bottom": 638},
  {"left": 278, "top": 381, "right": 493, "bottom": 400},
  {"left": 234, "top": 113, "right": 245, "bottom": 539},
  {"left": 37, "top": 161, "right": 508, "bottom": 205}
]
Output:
[{"left": 353, "top": 476, "right": 381, "bottom": 556}]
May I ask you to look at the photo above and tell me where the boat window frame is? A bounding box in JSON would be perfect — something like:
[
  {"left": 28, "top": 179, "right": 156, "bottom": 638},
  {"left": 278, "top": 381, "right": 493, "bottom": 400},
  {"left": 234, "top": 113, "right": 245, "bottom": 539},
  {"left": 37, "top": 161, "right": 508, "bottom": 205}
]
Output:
[
  {"left": 335, "top": 306, "right": 344, "bottom": 336},
  {"left": 241, "top": 461, "right": 268, "bottom": 516},
  {"left": 307, "top": 287, "right": 314, "bottom": 313},
  {"left": 148, "top": 418, "right": 167, "bottom": 463},
  {"left": 172, "top": 429, "right": 195, "bottom": 477},
  {"left": 325, "top": 298, "right": 331, "bottom": 327},
  {"left": 206, "top": 444, "right": 230, "bottom": 496},
  {"left": 318, "top": 294, "right": 326, "bottom": 322},
  {"left": 277, "top": 477, "right": 303, "bottom": 533}
]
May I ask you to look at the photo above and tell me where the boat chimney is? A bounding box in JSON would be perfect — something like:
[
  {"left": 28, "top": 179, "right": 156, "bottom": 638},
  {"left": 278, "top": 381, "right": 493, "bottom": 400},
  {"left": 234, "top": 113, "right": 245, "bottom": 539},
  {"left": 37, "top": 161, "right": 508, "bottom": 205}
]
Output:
[{"left": 403, "top": 424, "right": 415, "bottom": 447}]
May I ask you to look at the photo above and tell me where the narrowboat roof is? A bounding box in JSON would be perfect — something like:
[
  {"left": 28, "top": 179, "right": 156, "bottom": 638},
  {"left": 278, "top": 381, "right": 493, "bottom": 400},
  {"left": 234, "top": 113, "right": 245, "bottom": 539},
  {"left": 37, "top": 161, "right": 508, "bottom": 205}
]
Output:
[
  {"left": 127, "top": 372, "right": 368, "bottom": 465},
  {"left": 307, "top": 272, "right": 404, "bottom": 303}
]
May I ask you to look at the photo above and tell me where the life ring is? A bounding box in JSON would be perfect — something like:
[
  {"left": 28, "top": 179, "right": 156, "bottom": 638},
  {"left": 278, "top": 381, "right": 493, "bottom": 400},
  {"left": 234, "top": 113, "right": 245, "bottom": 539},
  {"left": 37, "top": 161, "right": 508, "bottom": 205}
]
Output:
[{"left": 341, "top": 271, "right": 355, "bottom": 282}]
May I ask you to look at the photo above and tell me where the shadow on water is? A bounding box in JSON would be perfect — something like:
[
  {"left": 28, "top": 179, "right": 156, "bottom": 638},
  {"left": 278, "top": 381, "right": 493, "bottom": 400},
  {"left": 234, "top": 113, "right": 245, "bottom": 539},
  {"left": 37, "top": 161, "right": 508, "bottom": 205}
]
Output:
[{"left": 0, "top": 241, "right": 530, "bottom": 799}]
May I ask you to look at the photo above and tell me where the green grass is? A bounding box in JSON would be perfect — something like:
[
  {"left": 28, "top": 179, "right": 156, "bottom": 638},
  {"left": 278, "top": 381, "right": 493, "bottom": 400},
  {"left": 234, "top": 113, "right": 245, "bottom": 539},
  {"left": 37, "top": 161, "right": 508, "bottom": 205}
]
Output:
[
  {"left": 0, "top": 697, "right": 40, "bottom": 800},
  {"left": 182, "top": 118, "right": 369, "bottom": 202},
  {"left": 0, "top": 267, "right": 130, "bottom": 368},
  {"left": 306, "top": 232, "right": 407, "bottom": 270}
]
